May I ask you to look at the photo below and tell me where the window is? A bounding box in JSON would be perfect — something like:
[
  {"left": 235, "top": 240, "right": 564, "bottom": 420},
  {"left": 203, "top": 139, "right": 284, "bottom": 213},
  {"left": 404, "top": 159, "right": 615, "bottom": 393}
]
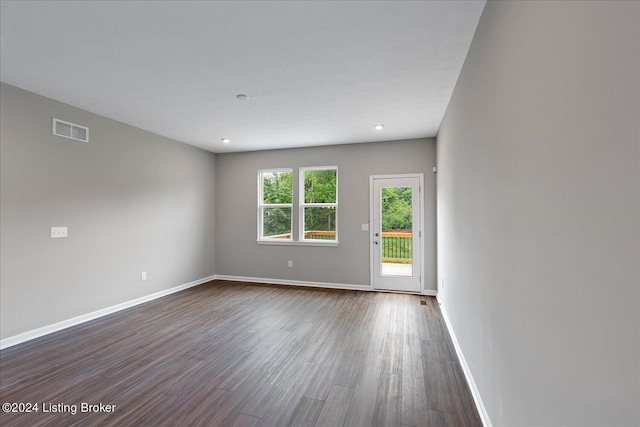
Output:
[
  {"left": 257, "top": 166, "right": 338, "bottom": 245},
  {"left": 300, "top": 167, "right": 338, "bottom": 242},
  {"left": 258, "top": 169, "right": 293, "bottom": 240}
]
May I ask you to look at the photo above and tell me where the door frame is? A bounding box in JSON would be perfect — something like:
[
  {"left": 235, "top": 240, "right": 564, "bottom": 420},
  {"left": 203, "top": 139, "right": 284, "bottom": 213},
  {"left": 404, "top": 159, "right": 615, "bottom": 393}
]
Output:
[{"left": 369, "top": 173, "right": 425, "bottom": 294}]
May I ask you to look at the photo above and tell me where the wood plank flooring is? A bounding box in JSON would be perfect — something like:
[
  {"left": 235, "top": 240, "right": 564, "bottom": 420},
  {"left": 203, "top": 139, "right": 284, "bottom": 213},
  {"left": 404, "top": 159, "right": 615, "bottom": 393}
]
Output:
[{"left": 0, "top": 280, "right": 482, "bottom": 426}]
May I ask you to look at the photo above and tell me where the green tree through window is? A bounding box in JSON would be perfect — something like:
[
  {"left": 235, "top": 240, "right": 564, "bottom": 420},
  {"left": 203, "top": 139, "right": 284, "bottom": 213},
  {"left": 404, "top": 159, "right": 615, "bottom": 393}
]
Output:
[
  {"left": 260, "top": 170, "right": 292, "bottom": 239},
  {"left": 301, "top": 167, "right": 337, "bottom": 241},
  {"left": 381, "top": 187, "right": 412, "bottom": 231},
  {"left": 258, "top": 167, "right": 338, "bottom": 243}
]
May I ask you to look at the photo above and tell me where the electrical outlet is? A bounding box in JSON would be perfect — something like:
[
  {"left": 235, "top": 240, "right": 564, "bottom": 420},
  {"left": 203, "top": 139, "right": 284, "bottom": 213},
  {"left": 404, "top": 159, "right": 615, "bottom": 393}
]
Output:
[
  {"left": 141, "top": 272, "right": 147, "bottom": 281},
  {"left": 50, "top": 226, "right": 68, "bottom": 238},
  {"left": 287, "top": 260, "right": 293, "bottom": 268}
]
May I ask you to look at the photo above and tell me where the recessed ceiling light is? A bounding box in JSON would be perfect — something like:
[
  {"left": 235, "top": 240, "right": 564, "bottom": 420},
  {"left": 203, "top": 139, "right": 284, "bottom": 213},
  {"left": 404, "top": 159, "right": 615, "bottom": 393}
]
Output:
[
  {"left": 221, "top": 138, "right": 231, "bottom": 144},
  {"left": 236, "top": 94, "right": 249, "bottom": 101},
  {"left": 374, "top": 124, "right": 384, "bottom": 130}
]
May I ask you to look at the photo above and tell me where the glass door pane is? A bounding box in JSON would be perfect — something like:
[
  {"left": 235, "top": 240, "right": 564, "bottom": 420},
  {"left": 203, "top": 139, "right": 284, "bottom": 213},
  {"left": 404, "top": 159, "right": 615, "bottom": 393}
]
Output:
[{"left": 380, "top": 186, "right": 413, "bottom": 277}]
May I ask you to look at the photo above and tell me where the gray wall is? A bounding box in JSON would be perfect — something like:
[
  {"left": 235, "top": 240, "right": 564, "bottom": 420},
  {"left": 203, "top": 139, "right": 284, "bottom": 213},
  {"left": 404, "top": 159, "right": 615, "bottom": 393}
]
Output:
[
  {"left": 437, "top": 1, "right": 639, "bottom": 426},
  {"left": 215, "top": 139, "right": 436, "bottom": 290},
  {"left": 0, "top": 83, "right": 217, "bottom": 339}
]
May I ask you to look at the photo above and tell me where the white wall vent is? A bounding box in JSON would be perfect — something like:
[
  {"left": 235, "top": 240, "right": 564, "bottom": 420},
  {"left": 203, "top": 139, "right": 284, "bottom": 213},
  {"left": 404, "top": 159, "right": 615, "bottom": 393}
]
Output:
[{"left": 52, "top": 118, "right": 89, "bottom": 143}]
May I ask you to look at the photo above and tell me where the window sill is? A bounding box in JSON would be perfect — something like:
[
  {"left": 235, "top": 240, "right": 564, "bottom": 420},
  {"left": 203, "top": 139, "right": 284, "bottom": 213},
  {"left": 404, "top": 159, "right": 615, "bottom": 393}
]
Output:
[{"left": 257, "top": 239, "right": 339, "bottom": 247}]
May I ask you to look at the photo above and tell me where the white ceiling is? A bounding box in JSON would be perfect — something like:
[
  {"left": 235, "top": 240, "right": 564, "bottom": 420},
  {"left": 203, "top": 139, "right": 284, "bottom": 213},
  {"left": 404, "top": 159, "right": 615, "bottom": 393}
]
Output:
[{"left": 0, "top": 0, "right": 485, "bottom": 153}]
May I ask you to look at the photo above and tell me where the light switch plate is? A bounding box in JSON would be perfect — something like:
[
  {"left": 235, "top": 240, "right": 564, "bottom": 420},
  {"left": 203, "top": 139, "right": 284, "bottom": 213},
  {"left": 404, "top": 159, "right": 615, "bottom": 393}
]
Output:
[{"left": 51, "top": 227, "right": 68, "bottom": 238}]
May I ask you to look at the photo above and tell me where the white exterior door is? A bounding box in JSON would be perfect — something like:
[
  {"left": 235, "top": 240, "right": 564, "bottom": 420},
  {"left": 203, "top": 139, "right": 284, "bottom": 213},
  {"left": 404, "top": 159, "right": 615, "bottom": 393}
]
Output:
[{"left": 371, "top": 174, "right": 423, "bottom": 293}]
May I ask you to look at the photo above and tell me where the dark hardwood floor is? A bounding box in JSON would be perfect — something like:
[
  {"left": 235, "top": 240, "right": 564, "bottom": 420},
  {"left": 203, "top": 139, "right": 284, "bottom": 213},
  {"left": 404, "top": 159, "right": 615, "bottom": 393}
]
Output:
[{"left": 0, "top": 280, "right": 481, "bottom": 426}]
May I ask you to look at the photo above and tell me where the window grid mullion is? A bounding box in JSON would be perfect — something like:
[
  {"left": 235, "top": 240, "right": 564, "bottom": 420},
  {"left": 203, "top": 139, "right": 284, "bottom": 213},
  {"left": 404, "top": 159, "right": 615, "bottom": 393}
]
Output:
[
  {"left": 261, "top": 203, "right": 293, "bottom": 208},
  {"left": 301, "top": 203, "right": 337, "bottom": 208}
]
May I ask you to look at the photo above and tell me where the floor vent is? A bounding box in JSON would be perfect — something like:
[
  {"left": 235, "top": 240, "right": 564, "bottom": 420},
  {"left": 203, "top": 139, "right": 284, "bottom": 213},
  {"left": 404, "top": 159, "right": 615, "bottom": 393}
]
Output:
[
  {"left": 53, "top": 118, "right": 89, "bottom": 143},
  {"left": 420, "top": 300, "right": 427, "bottom": 305}
]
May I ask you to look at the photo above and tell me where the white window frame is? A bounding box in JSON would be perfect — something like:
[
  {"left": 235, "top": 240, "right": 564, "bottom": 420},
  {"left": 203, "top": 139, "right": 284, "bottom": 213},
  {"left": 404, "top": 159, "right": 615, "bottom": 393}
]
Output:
[
  {"left": 257, "top": 168, "right": 293, "bottom": 242},
  {"left": 299, "top": 166, "right": 338, "bottom": 244},
  {"left": 257, "top": 166, "right": 339, "bottom": 246}
]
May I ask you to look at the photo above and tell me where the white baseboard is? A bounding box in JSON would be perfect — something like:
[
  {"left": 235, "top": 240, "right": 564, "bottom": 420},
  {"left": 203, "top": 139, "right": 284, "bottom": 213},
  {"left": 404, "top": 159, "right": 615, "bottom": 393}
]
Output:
[
  {"left": 436, "top": 295, "right": 492, "bottom": 427},
  {"left": 214, "top": 275, "right": 373, "bottom": 292},
  {"left": 0, "top": 275, "right": 216, "bottom": 350},
  {"left": 216, "top": 275, "right": 439, "bottom": 296}
]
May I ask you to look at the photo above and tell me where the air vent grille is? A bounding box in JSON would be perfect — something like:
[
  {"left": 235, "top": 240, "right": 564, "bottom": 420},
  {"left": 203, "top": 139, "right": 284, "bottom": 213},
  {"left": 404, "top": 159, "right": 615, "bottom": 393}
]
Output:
[{"left": 53, "top": 118, "right": 89, "bottom": 143}]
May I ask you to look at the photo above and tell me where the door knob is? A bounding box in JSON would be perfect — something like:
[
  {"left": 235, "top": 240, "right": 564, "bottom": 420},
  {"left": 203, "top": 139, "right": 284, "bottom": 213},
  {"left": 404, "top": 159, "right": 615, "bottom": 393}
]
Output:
[
  {"left": 374, "top": 232, "right": 379, "bottom": 237},
  {"left": 375, "top": 241, "right": 379, "bottom": 245}
]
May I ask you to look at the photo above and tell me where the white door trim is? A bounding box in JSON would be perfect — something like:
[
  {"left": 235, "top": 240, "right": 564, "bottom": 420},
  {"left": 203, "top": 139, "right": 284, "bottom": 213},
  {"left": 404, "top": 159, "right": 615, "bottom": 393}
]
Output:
[{"left": 369, "top": 173, "right": 425, "bottom": 294}]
